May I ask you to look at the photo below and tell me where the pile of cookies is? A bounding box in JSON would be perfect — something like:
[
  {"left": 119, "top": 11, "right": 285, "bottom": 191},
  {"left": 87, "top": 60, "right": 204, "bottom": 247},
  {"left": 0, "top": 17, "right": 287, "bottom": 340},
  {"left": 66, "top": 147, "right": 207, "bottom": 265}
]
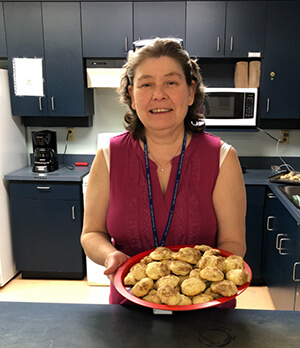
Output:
[
  {"left": 280, "top": 171, "right": 300, "bottom": 182},
  {"left": 123, "top": 245, "right": 251, "bottom": 306}
]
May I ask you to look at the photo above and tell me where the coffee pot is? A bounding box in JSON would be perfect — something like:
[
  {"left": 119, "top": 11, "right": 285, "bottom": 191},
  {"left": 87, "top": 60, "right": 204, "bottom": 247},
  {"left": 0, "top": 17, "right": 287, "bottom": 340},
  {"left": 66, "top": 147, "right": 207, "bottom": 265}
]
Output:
[{"left": 32, "top": 130, "right": 58, "bottom": 173}]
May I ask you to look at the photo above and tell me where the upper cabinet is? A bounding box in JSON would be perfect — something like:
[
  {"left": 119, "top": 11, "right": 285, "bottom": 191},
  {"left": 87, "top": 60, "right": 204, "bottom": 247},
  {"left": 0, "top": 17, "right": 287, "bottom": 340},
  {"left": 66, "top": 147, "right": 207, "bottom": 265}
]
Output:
[
  {"left": 186, "top": 1, "right": 226, "bottom": 58},
  {"left": 225, "top": 1, "right": 267, "bottom": 58},
  {"left": 0, "top": 3, "right": 6, "bottom": 58},
  {"left": 133, "top": 2, "right": 185, "bottom": 41},
  {"left": 81, "top": 2, "right": 133, "bottom": 58},
  {"left": 259, "top": 1, "right": 300, "bottom": 122},
  {"left": 4, "top": 2, "right": 93, "bottom": 118},
  {"left": 186, "top": 1, "right": 267, "bottom": 58}
]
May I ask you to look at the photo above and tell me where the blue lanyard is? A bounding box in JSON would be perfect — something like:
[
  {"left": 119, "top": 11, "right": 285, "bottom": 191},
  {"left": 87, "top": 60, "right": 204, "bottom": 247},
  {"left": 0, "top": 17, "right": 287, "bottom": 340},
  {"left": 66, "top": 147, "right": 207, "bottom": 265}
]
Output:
[{"left": 144, "top": 132, "right": 187, "bottom": 247}]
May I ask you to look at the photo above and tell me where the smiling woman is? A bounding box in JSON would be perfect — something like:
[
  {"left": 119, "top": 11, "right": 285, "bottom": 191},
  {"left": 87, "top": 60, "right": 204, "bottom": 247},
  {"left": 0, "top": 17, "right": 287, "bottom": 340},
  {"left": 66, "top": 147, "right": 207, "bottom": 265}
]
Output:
[
  {"left": 128, "top": 57, "right": 195, "bottom": 137},
  {"left": 81, "top": 38, "right": 246, "bottom": 307}
]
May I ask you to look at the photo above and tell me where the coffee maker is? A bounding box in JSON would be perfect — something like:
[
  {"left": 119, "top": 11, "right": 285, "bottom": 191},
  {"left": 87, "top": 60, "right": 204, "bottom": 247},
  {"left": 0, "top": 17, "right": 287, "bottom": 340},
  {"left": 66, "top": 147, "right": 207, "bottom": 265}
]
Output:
[{"left": 32, "top": 130, "right": 58, "bottom": 173}]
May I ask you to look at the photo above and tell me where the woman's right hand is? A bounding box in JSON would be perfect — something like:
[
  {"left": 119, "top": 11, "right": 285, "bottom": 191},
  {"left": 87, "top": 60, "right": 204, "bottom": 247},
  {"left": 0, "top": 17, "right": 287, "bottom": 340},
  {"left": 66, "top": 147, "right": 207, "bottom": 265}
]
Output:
[{"left": 103, "top": 250, "right": 130, "bottom": 284}]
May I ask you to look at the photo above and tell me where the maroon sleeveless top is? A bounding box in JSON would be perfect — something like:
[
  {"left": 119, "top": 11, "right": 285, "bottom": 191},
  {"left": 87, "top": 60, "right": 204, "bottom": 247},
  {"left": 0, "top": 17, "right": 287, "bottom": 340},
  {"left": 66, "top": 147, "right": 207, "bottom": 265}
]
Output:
[{"left": 107, "top": 131, "right": 222, "bottom": 304}]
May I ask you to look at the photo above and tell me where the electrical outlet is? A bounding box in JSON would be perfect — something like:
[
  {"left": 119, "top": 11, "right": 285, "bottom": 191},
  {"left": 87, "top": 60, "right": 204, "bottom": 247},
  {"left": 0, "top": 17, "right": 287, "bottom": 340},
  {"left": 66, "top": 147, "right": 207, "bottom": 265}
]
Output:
[
  {"left": 66, "top": 128, "right": 75, "bottom": 142},
  {"left": 279, "top": 130, "right": 290, "bottom": 145}
]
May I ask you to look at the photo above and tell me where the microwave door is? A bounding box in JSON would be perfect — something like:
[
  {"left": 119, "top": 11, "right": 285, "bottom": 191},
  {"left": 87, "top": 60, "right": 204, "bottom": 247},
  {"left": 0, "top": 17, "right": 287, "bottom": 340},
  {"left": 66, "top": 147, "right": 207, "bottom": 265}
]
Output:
[
  {"left": 203, "top": 95, "right": 254, "bottom": 126},
  {"left": 205, "top": 94, "right": 242, "bottom": 119}
]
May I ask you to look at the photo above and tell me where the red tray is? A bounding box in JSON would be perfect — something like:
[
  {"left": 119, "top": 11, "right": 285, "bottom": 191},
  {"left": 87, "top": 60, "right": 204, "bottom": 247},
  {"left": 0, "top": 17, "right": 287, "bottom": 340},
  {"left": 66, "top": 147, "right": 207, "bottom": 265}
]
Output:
[{"left": 114, "top": 245, "right": 252, "bottom": 311}]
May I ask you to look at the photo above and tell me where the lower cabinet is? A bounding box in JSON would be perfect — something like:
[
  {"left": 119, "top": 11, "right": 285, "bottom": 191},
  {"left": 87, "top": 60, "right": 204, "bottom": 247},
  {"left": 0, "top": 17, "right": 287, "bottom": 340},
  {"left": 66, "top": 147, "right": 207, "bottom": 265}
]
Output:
[
  {"left": 264, "top": 189, "right": 300, "bottom": 310},
  {"left": 9, "top": 181, "right": 86, "bottom": 279},
  {"left": 244, "top": 185, "right": 266, "bottom": 284}
]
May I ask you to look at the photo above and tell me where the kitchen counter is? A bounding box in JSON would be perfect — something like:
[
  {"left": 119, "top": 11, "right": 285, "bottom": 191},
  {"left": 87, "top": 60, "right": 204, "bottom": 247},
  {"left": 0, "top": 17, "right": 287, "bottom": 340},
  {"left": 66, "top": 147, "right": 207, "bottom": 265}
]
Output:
[
  {"left": 243, "top": 169, "right": 273, "bottom": 185},
  {"left": 0, "top": 302, "right": 299, "bottom": 347},
  {"left": 4, "top": 165, "right": 89, "bottom": 182}
]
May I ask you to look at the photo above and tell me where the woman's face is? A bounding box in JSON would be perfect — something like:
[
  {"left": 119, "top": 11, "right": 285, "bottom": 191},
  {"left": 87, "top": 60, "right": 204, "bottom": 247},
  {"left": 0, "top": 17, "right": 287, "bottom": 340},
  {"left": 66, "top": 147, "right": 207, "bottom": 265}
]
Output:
[{"left": 128, "top": 56, "right": 195, "bottom": 134}]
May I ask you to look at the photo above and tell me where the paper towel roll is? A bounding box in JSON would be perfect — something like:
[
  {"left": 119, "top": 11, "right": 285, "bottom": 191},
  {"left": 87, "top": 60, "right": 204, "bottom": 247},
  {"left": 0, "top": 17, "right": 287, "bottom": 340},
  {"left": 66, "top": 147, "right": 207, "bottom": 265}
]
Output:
[
  {"left": 234, "top": 62, "right": 249, "bottom": 88},
  {"left": 249, "top": 61, "right": 261, "bottom": 88}
]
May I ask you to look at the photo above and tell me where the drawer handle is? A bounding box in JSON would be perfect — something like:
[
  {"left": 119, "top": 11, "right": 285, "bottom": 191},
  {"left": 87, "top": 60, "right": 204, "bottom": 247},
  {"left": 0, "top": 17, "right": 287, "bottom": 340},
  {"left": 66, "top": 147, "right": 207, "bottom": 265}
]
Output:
[
  {"left": 72, "top": 206, "right": 75, "bottom": 220},
  {"left": 267, "top": 216, "right": 275, "bottom": 231},
  {"left": 278, "top": 237, "right": 291, "bottom": 255},
  {"left": 37, "top": 186, "right": 51, "bottom": 190},
  {"left": 276, "top": 233, "right": 287, "bottom": 250},
  {"left": 267, "top": 193, "right": 276, "bottom": 199},
  {"left": 293, "top": 262, "right": 300, "bottom": 282}
]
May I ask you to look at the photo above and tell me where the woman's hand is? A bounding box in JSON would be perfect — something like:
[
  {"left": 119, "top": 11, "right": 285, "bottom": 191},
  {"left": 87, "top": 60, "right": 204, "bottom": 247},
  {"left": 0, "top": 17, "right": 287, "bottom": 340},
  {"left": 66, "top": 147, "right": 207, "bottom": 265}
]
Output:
[{"left": 104, "top": 250, "right": 130, "bottom": 284}]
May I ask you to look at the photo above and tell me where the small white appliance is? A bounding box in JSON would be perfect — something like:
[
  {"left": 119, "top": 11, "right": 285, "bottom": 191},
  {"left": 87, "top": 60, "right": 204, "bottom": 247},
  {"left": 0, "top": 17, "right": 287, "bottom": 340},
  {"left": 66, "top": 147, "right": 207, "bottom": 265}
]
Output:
[
  {"left": 0, "top": 69, "right": 27, "bottom": 286},
  {"left": 202, "top": 88, "right": 258, "bottom": 127},
  {"left": 83, "top": 132, "right": 122, "bottom": 286}
]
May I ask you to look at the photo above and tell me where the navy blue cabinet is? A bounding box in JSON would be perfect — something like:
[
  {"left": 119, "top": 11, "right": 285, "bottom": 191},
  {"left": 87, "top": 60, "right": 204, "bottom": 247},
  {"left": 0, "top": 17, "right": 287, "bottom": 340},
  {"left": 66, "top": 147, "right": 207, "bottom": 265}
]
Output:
[
  {"left": 259, "top": 1, "right": 300, "bottom": 121},
  {"left": 264, "top": 190, "right": 300, "bottom": 310},
  {"left": 225, "top": 1, "right": 266, "bottom": 58},
  {"left": 9, "top": 182, "right": 85, "bottom": 279},
  {"left": 244, "top": 186, "right": 265, "bottom": 284},
  {"left": 133, "top": 2, "right": 185, "bottom": 42},
  {"left": 186, "top": 1, "right": 266, "bottom": 58},
  {"left": 81, "top": 2, "right": 133, "bottom": 58},
  {"left": 4, "top": 2, "right": 46, "bottom": 116},
  {"left": 186, "top": 1, "right": 226, "bottom": 58},
  {"left": 0, "top": 3, "right": 6, "bottom": 58},
  {"left": 4, "top": 2, "right": 93, "bottom": 118}
]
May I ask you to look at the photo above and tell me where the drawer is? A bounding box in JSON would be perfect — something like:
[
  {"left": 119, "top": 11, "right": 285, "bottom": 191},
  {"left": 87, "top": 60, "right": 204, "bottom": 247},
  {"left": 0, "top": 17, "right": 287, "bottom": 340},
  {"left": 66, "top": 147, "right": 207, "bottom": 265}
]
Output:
[{"left": 9, "top": 182, "right": 81, "bottom": 200}]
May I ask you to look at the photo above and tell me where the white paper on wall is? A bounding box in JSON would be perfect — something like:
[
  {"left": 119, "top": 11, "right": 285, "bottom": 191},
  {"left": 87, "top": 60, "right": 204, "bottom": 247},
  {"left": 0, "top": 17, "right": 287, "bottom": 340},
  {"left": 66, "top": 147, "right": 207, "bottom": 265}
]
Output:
[{"left": 12, "top": 58, "right": 44, "bottom": 97}]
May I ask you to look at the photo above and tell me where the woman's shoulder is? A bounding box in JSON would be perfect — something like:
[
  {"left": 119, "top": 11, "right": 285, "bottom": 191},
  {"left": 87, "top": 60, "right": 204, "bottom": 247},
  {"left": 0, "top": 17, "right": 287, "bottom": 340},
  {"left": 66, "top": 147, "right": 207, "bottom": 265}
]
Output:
[{"left": 192, "top": 131, "right": 221, "bottom": 147}]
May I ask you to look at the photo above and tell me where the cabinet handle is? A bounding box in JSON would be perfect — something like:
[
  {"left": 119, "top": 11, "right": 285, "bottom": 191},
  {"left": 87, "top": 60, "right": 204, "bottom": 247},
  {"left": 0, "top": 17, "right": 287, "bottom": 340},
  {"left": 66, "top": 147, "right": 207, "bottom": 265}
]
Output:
[
  {"left": 293, "top": 262, "right": 300, "bottom": 282},
  {"left": 37, "top": 186, "right": 51, "bottom": 190},
  {"left": 278, "top": 237, "right": 291, "bottom": 255},
  {"left": 230, "top": 36, "right": 234, "bottom": 52},
  {"left": 276, "top": 233, "right": 287, "bottom": 250},
  {"left": 39, "top": 97, "right": 43, "bottom": 111},
  {"left": 216, "top": 36, "right": 220, "bottom": 52},
  {"left": 125, "top": 36, "right": 128, "bottom": 52},
  {"left": 266, "top": 98, "right": 270, "bottom": 113},
  {"left": 267, "top": 193, "right": 276, "bottom": 199},
  {"left": 51, "top": 97, "right": 55, "bottom": 111},
  {"left": 267, "top": 216, "right": 275, "bottom": 231},
  {"left": 72, "top": 206, "right": 75, "bottom": 220}
]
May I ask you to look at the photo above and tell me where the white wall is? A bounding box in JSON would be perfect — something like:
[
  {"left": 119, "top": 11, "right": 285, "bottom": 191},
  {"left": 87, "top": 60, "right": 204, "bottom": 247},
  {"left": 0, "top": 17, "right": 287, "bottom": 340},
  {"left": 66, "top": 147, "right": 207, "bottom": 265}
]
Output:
[{"left": 26, "top": 89, "right": 300, "bottom": 159}]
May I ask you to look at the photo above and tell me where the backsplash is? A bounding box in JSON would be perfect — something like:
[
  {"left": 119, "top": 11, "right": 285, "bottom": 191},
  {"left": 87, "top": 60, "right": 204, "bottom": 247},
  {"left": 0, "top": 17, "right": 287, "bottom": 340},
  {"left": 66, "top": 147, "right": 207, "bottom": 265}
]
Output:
[{"left": 26, "top": 89, "right": 300, "bottom": 161}]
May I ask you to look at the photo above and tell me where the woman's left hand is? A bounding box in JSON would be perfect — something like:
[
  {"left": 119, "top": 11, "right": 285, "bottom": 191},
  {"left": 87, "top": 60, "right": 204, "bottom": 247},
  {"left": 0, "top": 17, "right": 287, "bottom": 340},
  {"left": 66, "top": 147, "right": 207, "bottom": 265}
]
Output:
[{"left": 104, "top": 250, "right": 130, "bottom": 284}]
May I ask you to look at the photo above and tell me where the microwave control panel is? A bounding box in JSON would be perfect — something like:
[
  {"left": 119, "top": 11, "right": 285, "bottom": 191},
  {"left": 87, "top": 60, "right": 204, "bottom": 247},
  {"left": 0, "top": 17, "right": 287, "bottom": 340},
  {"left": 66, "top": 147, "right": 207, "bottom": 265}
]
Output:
[{"left": 244, "top": 93, "right": 255, "bottom": 118}]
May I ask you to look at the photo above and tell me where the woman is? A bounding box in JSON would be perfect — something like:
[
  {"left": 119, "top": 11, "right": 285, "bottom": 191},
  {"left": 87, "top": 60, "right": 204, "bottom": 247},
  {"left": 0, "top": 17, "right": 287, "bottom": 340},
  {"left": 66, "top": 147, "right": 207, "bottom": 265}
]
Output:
[{"left": 81, "top": 38, "right": 246, "bottom": 305}]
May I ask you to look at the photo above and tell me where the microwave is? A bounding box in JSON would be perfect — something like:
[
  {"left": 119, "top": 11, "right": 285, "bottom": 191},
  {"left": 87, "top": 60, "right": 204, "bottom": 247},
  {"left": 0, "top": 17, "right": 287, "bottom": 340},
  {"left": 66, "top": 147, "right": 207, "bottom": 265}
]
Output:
[{"left": 201, "top": 88, "right": 258, "bottom": 127}]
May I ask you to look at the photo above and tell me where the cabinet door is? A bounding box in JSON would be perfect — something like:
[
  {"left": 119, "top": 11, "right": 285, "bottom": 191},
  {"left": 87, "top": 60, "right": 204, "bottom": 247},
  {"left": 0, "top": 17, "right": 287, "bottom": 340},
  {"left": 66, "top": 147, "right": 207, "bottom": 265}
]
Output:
[
  {"left": 4, "top": 2, "right": 48, "bottom": 116},
  {"left": 0, "top": 3, "right": 6, "bottom": 57},
  {"left": 225, "top": 1, "right": 267, "bottom": 58},
  {"left": 133, "top": 2, "right": 185, "bottom": 41},
  {"left": 259, "top": 1, "right": 300, "bottom": 120},
  {"left": 82, "top": 2, "right": 133, "bottom": 58},
  {"left": 11, "top": 198, "right": 84, "bottom": 277},
  {"left": 186, "top": 1, "right": 225, "bottom": 58},
  {"left": 42, "top": 2, "right": 88, "bottom": 117},
  {"left": 264, "top": 192, "right": 284, "bottom": 309},
  {"left": 271, "top": 196, "right": 299, "bottom": 311},
  {"left": 244, "top": 186, "right": 265, "bottom": 283},
  {"left": 264, "top": 191, "right": 299, "bottom": 310}
]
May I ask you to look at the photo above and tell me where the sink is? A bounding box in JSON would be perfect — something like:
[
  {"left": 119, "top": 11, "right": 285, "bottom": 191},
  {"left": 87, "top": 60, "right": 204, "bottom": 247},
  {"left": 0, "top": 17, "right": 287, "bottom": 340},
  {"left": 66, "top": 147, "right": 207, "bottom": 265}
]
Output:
[{"left": 278, "top": 185, "right": 300, "bottom": 209}]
